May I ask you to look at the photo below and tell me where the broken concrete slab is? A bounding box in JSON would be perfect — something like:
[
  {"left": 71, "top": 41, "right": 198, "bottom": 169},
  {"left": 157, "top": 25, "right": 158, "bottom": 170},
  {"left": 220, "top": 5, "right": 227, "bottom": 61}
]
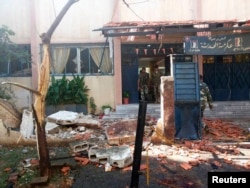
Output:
[
  {"left": 45, "top": 122, "right": 60, "bottom": 134},
  {"left": 47, "top": 111, "right": 79, "bottom": 125},
  {"left": 76, "top": 116, "right": 101, "bottom": 129}
]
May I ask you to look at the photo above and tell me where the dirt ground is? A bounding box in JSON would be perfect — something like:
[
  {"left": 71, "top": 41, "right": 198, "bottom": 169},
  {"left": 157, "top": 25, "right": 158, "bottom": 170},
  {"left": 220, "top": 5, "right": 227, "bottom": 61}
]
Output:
[{"left": 1, "top": 118, "right": 250, "bottom": 188}]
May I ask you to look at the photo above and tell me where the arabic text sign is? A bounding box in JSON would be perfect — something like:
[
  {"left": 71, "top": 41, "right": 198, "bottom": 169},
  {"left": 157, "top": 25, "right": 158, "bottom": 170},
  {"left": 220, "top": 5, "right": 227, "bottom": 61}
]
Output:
[{"left": 184, "top": 34, "right": 250, "bottom": 55}]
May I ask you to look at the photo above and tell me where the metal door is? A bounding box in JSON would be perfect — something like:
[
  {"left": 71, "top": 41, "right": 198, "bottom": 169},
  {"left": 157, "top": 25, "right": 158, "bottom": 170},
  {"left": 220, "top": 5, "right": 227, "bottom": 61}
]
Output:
[
  {"left": 173, "top": 61, "right": 201, "bottom": 140},
  {"left": 203, "top": 56, "right": 250, "bottom": 101},
  {"left": 122, "top": 57, "right": 139, "bottom": 103}
]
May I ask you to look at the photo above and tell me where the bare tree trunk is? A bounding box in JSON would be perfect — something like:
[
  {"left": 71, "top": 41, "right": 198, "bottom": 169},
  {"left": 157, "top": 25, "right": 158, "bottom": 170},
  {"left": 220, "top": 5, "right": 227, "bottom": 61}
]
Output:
[
  {"left": 32, "top": 0, "right": 79, "bottom": 177},
  {"left": 32, "top": 105, "right": 51, "bottom": 177},
  {"left": 1, "top": 0, "right": 79, "bottom": 177}
]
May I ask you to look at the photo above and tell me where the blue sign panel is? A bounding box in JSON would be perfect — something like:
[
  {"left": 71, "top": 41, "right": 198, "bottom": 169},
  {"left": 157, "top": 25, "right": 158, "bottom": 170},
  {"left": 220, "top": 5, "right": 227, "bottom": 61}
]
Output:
[{"left": 184, "top": 33, "right": 250, "bottom": 55}]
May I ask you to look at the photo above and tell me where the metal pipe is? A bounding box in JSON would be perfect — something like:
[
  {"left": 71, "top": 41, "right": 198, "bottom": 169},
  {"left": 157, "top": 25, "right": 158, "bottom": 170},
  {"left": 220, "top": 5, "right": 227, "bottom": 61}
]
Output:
[{"left": 130, "top": 100, "right": 147, "bottom": 188}]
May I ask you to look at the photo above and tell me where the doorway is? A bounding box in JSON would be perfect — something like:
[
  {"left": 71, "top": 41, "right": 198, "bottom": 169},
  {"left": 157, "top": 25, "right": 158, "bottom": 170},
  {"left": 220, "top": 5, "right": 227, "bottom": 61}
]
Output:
[
  {"left": 138, "top": 57, "right": 165, "bottom": 103},
  {"left": 122, "top": 56, "right": 165, "bottom": 104},
  {"left": 121, "top": 43, "right": 184, "bottom": 104},
  {"left": 203, "top": 55, "right": 250, "bottom": 101}
]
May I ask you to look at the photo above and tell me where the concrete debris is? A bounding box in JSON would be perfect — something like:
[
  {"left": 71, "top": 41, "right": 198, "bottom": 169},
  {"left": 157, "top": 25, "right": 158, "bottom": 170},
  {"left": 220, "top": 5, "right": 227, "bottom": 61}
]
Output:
[
  {"left": 105, "top": 119, "right": 137, "bottom": 145},
  {"left": 20, "top": 109, "right": 34, "bottom": 139},
  {"left": 76, "top": 116, "right": 101, "bottom": 129},
  {"left": 47, "top": 111, "right": 79, "bottom": 125},
  {"left": 1, "top": 107, "right": 250, "bottom": 174},
  {"left": 88, "top": 145, "right": 133, "bottom": 168},
  {"left": 105, "top": 162, "right": 112, "bottom": 171},
  {"left": 69, "top": 140, "right": 89, "bottom": 153},
  {"left": 45, "top": 122, "right": 60, "bottom": 134},
  {"left": 76, "top": 126, "right": 85, "bottom": 132}
]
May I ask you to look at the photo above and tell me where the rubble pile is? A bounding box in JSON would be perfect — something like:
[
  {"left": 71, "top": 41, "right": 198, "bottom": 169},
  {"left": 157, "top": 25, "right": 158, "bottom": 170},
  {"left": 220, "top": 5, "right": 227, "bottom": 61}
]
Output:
[
  {"left": 203, "top": 118, "right": 248, "bottom": 141},
  {"left": 1, "top": 109, "right": 250, "bottom": 187}
]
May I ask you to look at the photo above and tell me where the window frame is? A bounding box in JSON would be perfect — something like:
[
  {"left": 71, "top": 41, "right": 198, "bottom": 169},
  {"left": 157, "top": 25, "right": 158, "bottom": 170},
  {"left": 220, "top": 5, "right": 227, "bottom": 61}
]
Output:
[
  {"left": 0, "top": 44, "right": 31, "bottom": 77},
  {"left": 50, "top": 43, "right": 114, "bottom": 76}
]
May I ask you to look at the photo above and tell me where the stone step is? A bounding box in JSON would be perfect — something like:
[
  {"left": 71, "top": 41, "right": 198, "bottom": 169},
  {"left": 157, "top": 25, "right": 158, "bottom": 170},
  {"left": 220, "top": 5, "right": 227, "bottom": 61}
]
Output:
[
  {"left": 102, "top": 104, "right": 161, "bottom": 120},
  {"left": 204, "top": 101, "right": 250, "bottom": 119},
  {"left": 103, "top": 101, "right": 250, "bottom": 120}
]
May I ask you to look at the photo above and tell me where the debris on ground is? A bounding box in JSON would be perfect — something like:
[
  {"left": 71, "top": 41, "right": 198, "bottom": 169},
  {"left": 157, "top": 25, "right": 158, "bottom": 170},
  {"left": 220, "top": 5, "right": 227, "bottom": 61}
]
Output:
[
  {"left": 0, "top": 110, "right": 250, "bottom": 187},
  {"left": 203, "top": 118, "right": 248, "bottom": 141},
  {"left": 105, "top": 119, "right": 137, "bottom": 145}
]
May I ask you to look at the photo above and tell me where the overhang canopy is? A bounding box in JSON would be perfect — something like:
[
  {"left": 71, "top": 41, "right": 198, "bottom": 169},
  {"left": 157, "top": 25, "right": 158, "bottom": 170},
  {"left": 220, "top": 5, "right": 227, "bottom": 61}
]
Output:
[{"left": 94, "top": 20, "right": 250, "bottom": 37}]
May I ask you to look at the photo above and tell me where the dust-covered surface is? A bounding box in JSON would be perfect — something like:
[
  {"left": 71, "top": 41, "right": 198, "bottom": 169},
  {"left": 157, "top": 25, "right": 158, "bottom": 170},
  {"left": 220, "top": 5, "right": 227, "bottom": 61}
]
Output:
[{"left": 0, "top": 117, "right": 250, "bottom": 188}]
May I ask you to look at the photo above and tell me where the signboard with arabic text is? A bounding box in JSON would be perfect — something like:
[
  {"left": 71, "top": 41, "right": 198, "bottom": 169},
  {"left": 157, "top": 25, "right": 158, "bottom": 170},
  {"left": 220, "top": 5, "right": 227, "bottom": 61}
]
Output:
[{"left": 184, "top": 33, "right": 250, "bottom": 55}]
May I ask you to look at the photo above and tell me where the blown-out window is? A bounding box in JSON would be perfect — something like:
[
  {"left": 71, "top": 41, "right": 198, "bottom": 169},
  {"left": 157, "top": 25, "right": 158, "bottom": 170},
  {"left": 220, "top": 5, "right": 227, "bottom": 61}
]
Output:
[{"left": 50, "top": 45, "right": 113, "bottom": 75}]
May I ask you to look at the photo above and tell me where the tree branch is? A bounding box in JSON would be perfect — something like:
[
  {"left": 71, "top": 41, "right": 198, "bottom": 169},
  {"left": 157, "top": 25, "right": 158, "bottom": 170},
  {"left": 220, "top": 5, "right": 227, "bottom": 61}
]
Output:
[{"left": 40, "top": 0, "right": 79, "bottom": 44}]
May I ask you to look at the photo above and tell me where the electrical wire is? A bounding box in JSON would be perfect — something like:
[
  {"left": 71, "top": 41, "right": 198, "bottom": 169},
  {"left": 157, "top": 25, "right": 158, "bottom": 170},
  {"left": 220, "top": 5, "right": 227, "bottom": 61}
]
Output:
[
  {"left": 129, "top": 0, "right": 149, "bottom": 5},
  {"left": 52, "top": 0, "right": 57, "bottom": 18},
  {"left": 122, "top": 0, "right": 145, "bottom": 21}
]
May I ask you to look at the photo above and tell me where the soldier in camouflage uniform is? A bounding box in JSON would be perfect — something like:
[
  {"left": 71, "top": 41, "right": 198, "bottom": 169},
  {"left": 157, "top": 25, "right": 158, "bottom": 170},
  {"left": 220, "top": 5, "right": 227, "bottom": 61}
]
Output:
[
  {"left": 200, "top": 74, "right": 213, "bottom": 128},
  {"left": 151, "top": 65, "right": 163, "bottom": 103},
  {"left": 138, "top": 67, "right": 150, "bottom": 100}
]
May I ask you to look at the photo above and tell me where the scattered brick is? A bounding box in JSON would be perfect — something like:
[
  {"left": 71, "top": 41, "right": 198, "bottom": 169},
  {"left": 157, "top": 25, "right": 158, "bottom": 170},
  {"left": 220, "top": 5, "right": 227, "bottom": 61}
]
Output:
[
  {"left": 140, "top": 164, "right": 148, "bottom": 171},
  {"left": 30, "top": 158, "right": 39, "bottom": 165},
  {"left": 203, "top": 118, "right": 247, "bottom": 141},
  {"left": 223, "top": 157, "right": 233, "bottom": 164},
  {"left": 105, "top": 120, "right": 137, "bottom": 145},
  {"left": 121, "top": 164, "right": 148, "bottom": 172},
  {"left": 188, "top": 160, "right": 200, "bottom": 166},
  {"left": 4, "top": 167, "right": 11, "bottom": 172},
  {"left": 244, "top": 161, "right": 250, "bottom": 169},
  {"left": 61, "top": 166, "right": 71, "bottom": 175},
  {"left": 180, "top": 162, "right": 192, "bottom": 170},
  {"left": 74, "top": 156, "right": 89, "bottom": 166},
  {"left": 212, "top": 160, "right": 222, "bottom": 168},
  {"left": 122, "top": 166, "right": 132, "bottom": 171}
]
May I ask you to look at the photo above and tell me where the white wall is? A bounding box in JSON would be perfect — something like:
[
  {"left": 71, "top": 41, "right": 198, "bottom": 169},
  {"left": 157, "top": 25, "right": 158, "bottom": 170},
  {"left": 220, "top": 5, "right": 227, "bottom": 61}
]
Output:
[
  {"left": 85, "top": 76, "right": 115, "bottom": 113},
  {"left": 0, "top": 0, "right": 118, "bottom": 112},
  {"left": 0, "top": 0, "right": 31, "bottom": 43},
  {"left": 0, "top": 0, "right": 117, "bottom": 43},
  {"left": 116, "top": 0, "right": 250, "bottom": 22},
  {"left": 1, "top": 0, "right": 249, "bottom": 44}
]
